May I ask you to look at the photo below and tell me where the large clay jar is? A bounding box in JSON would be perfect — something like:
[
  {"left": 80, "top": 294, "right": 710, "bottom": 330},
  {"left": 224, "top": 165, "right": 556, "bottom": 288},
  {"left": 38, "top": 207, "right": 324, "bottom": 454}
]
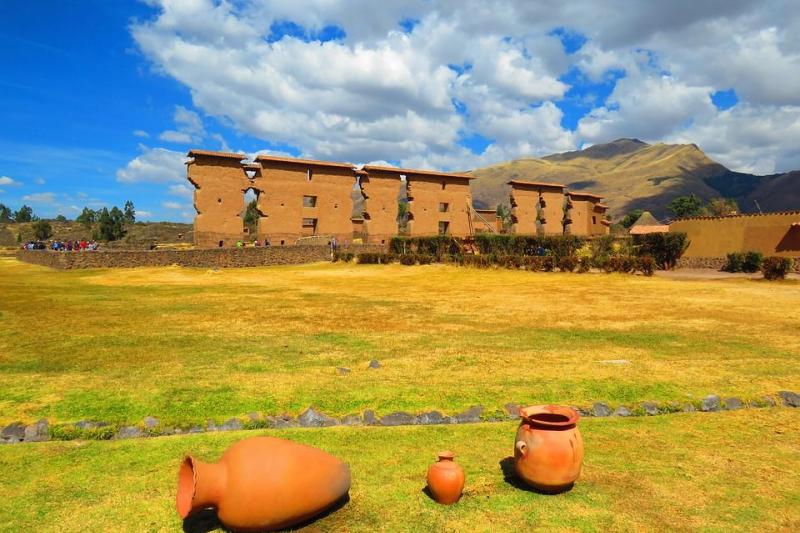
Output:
[
  {"left": 514, "top": 405, "right": 583, "bottom": 493},
  {"left": 426, "top": 451, "right": 465, "bottom": 504},
  {"left": 176, "top": 436, "right": 351, "bottom": 531}
]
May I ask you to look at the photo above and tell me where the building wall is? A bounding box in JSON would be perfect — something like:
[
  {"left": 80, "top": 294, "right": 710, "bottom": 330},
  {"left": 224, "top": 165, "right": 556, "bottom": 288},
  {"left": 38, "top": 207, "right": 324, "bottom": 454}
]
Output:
[
  {"left": 189, "top": 155, "right": 249, "bottom": 247},
  {"left": 359, "top": 170, "right": 401, "bottom": 244},
  {"left": 510, "top": 185, "right": 565, "bottom": 235},
  {"left": 254, "top": 161, "right": 355, "bottom": 245},
  {"left": 406, "top": 175, "right": 472, "bottom": 237},
  {"left": 669, "top": 211, "right": 800, "bottom": 258},
  {"left": 567, "top": 197, "right": 610, "bottom": 236}
]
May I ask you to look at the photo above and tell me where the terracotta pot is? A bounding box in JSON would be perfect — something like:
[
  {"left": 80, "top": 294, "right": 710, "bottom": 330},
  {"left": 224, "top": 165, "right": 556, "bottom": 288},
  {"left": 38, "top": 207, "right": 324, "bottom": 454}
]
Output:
[
  {"left": 514, "top": 405, "right": 583, "bottom": 493},
  {"left": 426, "top": 451, "right": 465, "bottom": 504},
  {"left": 176, "top": 436, "right": 351, "bottom": 531}
]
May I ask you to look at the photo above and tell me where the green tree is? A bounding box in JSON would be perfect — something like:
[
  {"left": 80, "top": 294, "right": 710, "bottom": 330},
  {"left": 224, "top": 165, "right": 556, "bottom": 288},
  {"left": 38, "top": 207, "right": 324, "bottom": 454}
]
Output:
[
  {"left": 495, "top": 204, "right": 513, "bottom": 232},
  {"left": 0, "top": 203, "right": 12, "bottom": 222},
  {"left": 243, "top": 199, "right": 259, "bottom": 233},
  {"left": 620, "top": 209, "right": 644, "bottom": 228},
  {"left": 96, "top": 207, "right": 127, "bottom": 241},
  {"left": 32, "top": 220, "right": 53, "bottom": 240},
  {"left": 13, "top": 205, "right": 34, "bottom": 222},
  {"left": 123, "top": 200, "right": 136, "bottom": 224},
  {"left": 667, "top": 194, "right": 705, "bottom": 219},
  {"left": 76, "top": 207, "right": 97, "bottom": 226},
  {"left": 55, "top": 215, "right": 67, "bottom": 222},
  {"left": 706, "top": 197, "right": 739, "bottom": 217}
]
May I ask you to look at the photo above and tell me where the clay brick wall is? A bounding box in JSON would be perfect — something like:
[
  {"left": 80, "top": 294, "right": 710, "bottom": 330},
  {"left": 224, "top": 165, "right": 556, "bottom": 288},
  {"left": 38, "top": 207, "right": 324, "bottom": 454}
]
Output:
[
  {"left": 188, "top": 153, "right": 250, "bottom": 248},
  {"left": 254, "top": 158, "right": 356, "bottom": 246},
  {"left": 17, "top": 245, "right": 384, "bottom": 270},
  {"left": 406, "top": 175, "right": 473, "bottom": 237},
  {"left": 359, "top": 169, "right": 401, "bottom": 244},
  {"left": 567, "top": 194, "right": 610, "bottom": 236},
  {"left": 670, "top": 211, "right": 800, "bottom": 258},
  {"left": 510, "top": 182, "right": 566, "bottom": 235}
]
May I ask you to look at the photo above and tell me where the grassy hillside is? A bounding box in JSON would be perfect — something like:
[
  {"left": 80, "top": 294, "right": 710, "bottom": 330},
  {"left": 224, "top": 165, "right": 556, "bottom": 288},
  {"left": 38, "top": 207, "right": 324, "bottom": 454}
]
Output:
[
  {"left": 469, "top": 139, "right": 800, "bottom": 219},
  {"left": 0, "top": 220, "right": 193, "bottom": 248}
]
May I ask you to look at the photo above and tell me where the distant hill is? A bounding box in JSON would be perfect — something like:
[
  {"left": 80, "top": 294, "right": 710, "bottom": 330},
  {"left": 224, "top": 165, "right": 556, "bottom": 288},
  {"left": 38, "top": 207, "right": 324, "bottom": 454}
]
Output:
[
  {"left": 468, "top": 138, "right": 800, "bottom": 220},
  {"left": 0, "top": 221, "right": 193, "bottom": 248}
]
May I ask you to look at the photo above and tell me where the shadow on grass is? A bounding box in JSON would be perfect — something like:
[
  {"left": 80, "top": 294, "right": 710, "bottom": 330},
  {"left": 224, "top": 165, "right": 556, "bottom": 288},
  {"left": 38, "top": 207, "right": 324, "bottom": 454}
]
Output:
[
  {"left": 182, "top": 493, "right": 351, "bottom": 533},
  {"left": 499, "top": 456, "right": 574, "bottom": 495}
]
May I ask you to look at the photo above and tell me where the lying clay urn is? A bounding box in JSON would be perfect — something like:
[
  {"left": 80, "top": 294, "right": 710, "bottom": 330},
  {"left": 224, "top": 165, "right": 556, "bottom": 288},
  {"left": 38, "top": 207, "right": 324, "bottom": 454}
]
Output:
[
  {"left": 514, "top": 405, "right": 583, "bottom": 493},
  {"left": 176, "top": 436, "right": 351, "bottom": 531},
  {"left": 426, "top": 451, "right": 465, "bottom": 504}
]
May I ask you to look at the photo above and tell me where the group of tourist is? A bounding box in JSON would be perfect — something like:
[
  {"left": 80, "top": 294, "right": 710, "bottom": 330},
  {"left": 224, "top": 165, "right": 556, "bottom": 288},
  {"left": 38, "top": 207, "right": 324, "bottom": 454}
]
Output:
[
  {"left": 21, "top": 240, "right": 99, "bottom": 251},
  {"left": 235, "top": 239, "right": 272, "bottom": 247}
]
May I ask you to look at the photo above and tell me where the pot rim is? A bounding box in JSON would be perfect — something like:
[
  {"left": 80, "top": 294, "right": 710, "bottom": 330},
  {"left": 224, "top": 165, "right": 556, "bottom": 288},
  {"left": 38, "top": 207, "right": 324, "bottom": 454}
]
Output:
[
  {"left": 519, "top": 404, "right": 579, "bottom": 427},
  {"left": 176, "top": 456, "right": 196, "bottom": 519}
]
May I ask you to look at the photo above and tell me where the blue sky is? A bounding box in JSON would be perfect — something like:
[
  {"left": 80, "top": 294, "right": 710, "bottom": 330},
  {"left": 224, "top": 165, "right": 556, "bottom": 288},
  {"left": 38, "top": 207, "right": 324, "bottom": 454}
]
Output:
[{"left": 1, "top": 1, "right": 798, "bottom": 221}]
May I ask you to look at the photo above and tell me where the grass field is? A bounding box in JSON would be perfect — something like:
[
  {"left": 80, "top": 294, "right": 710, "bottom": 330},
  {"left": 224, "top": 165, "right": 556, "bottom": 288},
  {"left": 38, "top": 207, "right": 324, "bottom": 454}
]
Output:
[
  {"left": 1, "top": 410, "right": 798, "bottom": 532},
  {"left": 1, "top": 257, "right": 799, "bottom": 427}
]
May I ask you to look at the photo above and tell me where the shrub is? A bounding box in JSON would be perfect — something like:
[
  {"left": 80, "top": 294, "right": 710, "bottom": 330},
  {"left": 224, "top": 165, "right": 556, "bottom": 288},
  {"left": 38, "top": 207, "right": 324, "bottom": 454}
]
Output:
[
  {"left": 558, "top": 255, "right": 578, "bottom": 272},
  {"left": 723, "top": 252, "right": 745, "bottom": 272},
  {"left": 742, "top": 251, "right": 764, "bottom": 273},
  {"left": 32, "top": 220, "right": 53, "bottom": 240},
  {"left": 389, "top": 236, "right": 460, "bottom": 256},
  {"left": 541, "top": 256, "right": 555, "bottom": 272},
  {"left": 762, "top": 257, "right": 793, "bottom": 280},
  {"left": 526, "top": 256, "right": 543, "bottom": 271},
  {"left": 632, "top": 232, "right": 689, "bottom": 270},
  {"left": 399, "top": 254, "right": 416, "bottom": 265},
  {"left": 637, "top": 255, "right": 656, "bottom": 276},
  {"left": 473, "top": 234, "right": 585, "bottom": 259},
  {"left": 417, "top": 254, "right": 433, "bottom": 265},
  {"left": 357, "top": 252, "right": 380, "bottom": 264},
  {"left": 577, "top": 257, "right": 591, "bottom": 273},
  {"left": 464, "top": 255, "right": 492, "bottom": 268},
  {"left": 332, "top": 251, "right": 354, "bottom": 263},
  {"left": 619, "top": 255, "right": 637, "bottom": 273},
  {"left": 378, "top": 253, "right": 395, "bottom": 264}
]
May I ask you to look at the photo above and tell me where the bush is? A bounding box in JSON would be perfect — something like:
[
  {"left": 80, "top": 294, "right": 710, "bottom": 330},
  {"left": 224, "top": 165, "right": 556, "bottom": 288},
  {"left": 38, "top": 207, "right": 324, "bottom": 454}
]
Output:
[
  {"left": 541, "top": 256, "right": 555, "bottom": 272},
  {"left": 332, "top": 251, "right": 354, "bottom": 262},
  {"left": 32, "top": 220, "right": 53, "bottom": 240},
  {"left": 742, "top": 251, "right": 764, "bottom": 273},
  {"left": 473, "top": 234, "right": 585, "bottom": 259},
  {"left": 526, "top": 256, "right": 543, "bottom": 271},
  {"left": 577, "top": 257, "right": 591, "bottom": 273},
  {"left": 632, "top": 233, "right": 689, "bottom": 270},
  {"left": 399, "top": 254, "right": 416, "bottom": 265},
  {"left": 357, "top": 252, "right": 380, "bottom": 264},
  {"left": 637, "top": 255, "right": 656, "bottom": 276},
  {"left": 389, "top": 236, "right": 460, "bottom": 256},
  {"left": 463, "top": 255, "right": 492, "bottom": 268},
  {"left": 762, "top": 257, "right": 793, "bottom": 280},
  {"left": 417, "top": 254, "right": 433, "bottom": 265},
  {"left": 558, "top": 255, "right": 578, "bottom": 272},
  {"left": 379, "top": 253, "right": 395, "bottom": 264},
  {"left": 723, "top": 252, "right": 745, "bottom": 272}
]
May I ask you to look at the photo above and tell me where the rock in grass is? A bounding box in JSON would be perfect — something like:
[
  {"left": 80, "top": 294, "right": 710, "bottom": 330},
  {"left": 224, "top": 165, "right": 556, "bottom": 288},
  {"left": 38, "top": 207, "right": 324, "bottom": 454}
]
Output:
[
  {"left": 642, "top": 402, "right": 659, "bottom": 416},
  {"left": 454, "top": 406, "right": 484, "bottom": 423},
  {"left": 778, "top": 391, "right": 800, "bottom": 408},
  {"left": 504, "top": 403, "right": 520, "bottom": 418},
  {"left": 418, "top": 411, "right": 446, "bottom": 425},
  {"left": 380, "top": 412, "right": 417, "bottom": 426},
  {"left": 220, "top": 418, "right": 243, "bottom": 431},
  {"left": 724, "top": 397, "right": 743, "bottom": 410},
  {"left": 24, "top": 419, "right": 49, "bottom": 442},
  {"left": 143, "top": 416, "right": 159, "bottom": 429},
  {"left": 363, "top": 410, "right": 378, "bottom": 425},
  {"left": 613, "top": 406, "right": 632, "bottom": 417},
  {"left": 336, "top": 367, "right": 351, "bottom": 375},
  {"left": 1, "top": 422, "right": 25, "bottom": 443},
  {"left": 700, "top": 395, "right": 721, "bottom": 412},
  {"left": 592, "top": 402, "right": 613, "bottom": 417},
  {"left": 340, "top": 414, "right": 362, "bottom": 426},
  {"left": 682, "top": 403, "right": 697, "bottom": 413},
  {"left": 368, "top": 359, "right": 381, "bottom": 369},
  {"left": 116, "top": 426, "right": 143, "bottom": 439},
  {"left": 299, "top": 408, "right": 337, "bottom": 427}
]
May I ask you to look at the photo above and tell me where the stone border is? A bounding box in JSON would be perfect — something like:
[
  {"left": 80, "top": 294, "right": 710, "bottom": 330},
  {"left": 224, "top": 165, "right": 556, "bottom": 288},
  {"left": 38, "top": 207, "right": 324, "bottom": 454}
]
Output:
[{"left": 2, "top": 391, "right": 798, "bottom": 444}]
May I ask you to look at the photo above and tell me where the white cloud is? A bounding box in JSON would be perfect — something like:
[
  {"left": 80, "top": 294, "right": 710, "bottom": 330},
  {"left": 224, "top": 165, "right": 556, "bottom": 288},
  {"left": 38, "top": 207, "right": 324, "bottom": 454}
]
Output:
[
  {"left": 34, "top": 178, "right": 46, "bottom": 185},
  {"left": 133, "top": 129, "right": 150, "bottom": 138},
  {"left": 116, "top": 145, "right": 187, "bottom": 183},
  {"left": 135, "top": 210, "right": 154, "bottom": 220},
  {"left": 0, "top": 176, "right": 19, "bottom": 186},
  {"left": 167, "top": 183, "right": 194, "bottom": 198},
  {"left": 161, "top": 200, "right": 183, "bottom": 209},
  {"left": 130, "top": 0, "right": 800, "bottom": 173},
  {"left": 22, "top": 192, "right": 57, "bottom": 204}
]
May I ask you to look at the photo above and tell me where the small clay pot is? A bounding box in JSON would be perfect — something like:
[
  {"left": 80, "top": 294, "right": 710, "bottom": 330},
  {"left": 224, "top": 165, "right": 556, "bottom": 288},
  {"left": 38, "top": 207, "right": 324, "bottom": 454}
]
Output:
[
  {"left": 514, "top": 405, "right": 583, "bottom": 493},
  {"left": 426, "top": 451, "right": 465, "bottom": 504},
  {"left": 176, "top": 436, "right": 351, "bottom": 531}
]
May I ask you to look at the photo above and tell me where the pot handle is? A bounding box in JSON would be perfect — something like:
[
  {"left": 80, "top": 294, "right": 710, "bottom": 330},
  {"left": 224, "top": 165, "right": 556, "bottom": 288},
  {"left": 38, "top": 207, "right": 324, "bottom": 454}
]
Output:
[{"left": 515, "top": 440, "right": 527, "bottom": 456}]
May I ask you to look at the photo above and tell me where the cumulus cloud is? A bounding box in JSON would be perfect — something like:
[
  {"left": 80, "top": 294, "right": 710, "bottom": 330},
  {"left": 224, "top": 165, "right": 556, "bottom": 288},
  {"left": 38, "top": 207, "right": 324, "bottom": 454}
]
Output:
[
  {"left": 167, "top": 183, "right": 194, "bottom": 198},
  {"left": 130, "top": 0, "right": 800, "bottom": 173},
  {"left": 34, "top": 178, "right": 46, "bottom": 185},
  {"left": 133, "top": 129, "right": 150, "bottom": 138},
  {"left": 22, "top": 192, "right": 57, "bottom": 204},
  {"left": 116, "top": 145, "right": 187, "bottom": 183},
  {"left": 161, "top": 200, "right": 183, "bottom": 209},
  {"left": 0, "top": 176, "right": 19, "bottom": 186}
]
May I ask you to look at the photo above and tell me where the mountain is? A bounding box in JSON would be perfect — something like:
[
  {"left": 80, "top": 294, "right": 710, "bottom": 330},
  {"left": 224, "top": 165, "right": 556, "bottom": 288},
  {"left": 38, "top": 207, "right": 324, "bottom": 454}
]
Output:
[{"left": 467, "top": 139, "right": 800, "bottom": 220}]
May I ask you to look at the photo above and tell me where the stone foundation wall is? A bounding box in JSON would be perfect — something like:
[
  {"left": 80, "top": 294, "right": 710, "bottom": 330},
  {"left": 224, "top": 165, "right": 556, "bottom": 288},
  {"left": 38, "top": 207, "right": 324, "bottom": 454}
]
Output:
[
  {"left": 17, "top": 245, "right": 384, "bottom": 270},
  {"left": 677, "top": 256, "right": 800, "bottom": 272}
]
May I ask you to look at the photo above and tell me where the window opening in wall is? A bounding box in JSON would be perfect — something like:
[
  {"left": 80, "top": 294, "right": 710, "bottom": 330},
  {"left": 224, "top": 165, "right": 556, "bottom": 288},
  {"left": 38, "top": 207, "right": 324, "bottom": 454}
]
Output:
[
  {"left": 303, "top": 195, "right": 317, "bottom": 207},
  {"left": 398, "top": 175, "right": 410, "bottom": 236},
  {"left": 438, "top": 221, "right": 449, "bottom": 235},
  {"left": 218, "top": 240, "right": 224, "bottom": 247},
  {"left": 307, "top": 168, "right": 313, "bottom": 181},
  {"left": 280, "top": 240, "right": 285, "bottom": 245},
  {"left": 217, "top": 198, "right": 222, "bottom": 203},
  {"left": 302, "top": 218, "right": 318, "bottom": 235},
  {"left": 592, "top": 216, "right": 596, "bottom": 224},
  {"left": 241, "top": 188, "right": 260, "bottom": 236},
  {"left": 441, "top": 180, "right": 446, "bottom": 190},
  {"left": 438, "top": 202, "right": 449, "bottom": 213}
]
